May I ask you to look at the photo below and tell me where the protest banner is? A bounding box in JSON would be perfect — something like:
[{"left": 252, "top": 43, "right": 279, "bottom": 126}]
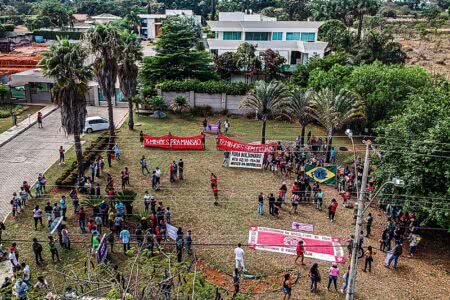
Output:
[
  {"left": 205, "top": 124, "right": 220, "bottom": 134},
  {"left": 96, "top": 233, "right": 107, "bottom": 264},
  {"left": 49, "top": 217, "right": 63, "bottom": 235},
  {"left": 305, "top": 165, "right": 337, "bottom": 185},
  {"left": 166, "top": 223, "right": 178, "bottom": 241},
  {"left": 229, "top": 151, "right": 264, "bottom": 169},
  {"left": 216, "top": 134, "right": 275, "bottom": 153},
  {"left": 291, "top": 222, "right": 314, "bottom": 232},
  {"left": 248, "top": 226, "right": 345, "bottom": 263},
  {"left": 144, "top": 133, "right": 203, "bottom": 150}
]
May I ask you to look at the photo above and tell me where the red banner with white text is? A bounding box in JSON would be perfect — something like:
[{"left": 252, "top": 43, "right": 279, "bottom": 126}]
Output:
[
  {"left": 216, "top": 134, "right": 275, "bottom": 153},
  {"left": 144, "top": 134, "right": 203, "bottom": 150}
]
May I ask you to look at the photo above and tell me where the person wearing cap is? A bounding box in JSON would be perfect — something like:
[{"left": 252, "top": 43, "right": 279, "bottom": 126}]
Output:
[{"left": 327, "top": 262, "right": 340, "bottom": 291}]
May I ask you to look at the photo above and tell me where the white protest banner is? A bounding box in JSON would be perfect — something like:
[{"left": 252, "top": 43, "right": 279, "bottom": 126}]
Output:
[
  {"left": 167, "top": 223, "right": 178, "bottom": 241},
  {"left": 291, "top": 222, "right": 314, "bottom": 232},
  {"left": 229, "top": 151, "right": 264, "bottom": 169}
]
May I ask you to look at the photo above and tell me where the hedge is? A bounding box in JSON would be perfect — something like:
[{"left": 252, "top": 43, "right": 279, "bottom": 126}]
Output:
[
  {"left": 1, "top": 24, "right": 15, "bottom": 31},
  {"left": 33, "top": 30, "right": 83, "bottom": 40},
  {"left": 157, "top": 80, "right": 252, "bottom": 96},
  {"left": 55, "top": 133, "right": 111, "bottom": 187}
]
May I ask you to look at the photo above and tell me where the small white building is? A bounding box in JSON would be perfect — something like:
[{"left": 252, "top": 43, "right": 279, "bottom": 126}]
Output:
[
  {"left": 138, "top": 10, "right": 202, "bottom": 40},
  {"left": 207, "top": 12, "right": 327, "bottom": 66},
  {"left": 90, "top": 14, "right": 122, "bottom": 24}
]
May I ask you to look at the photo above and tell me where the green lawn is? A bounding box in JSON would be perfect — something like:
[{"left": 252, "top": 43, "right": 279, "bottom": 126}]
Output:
[{"left": 0, "top": 105, "right": 44, "bottom": 134}]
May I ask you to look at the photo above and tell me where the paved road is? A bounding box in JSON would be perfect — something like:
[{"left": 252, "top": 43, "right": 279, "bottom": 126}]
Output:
[{"left": 0, "top": 106, "right": 128, "bottom": 221}]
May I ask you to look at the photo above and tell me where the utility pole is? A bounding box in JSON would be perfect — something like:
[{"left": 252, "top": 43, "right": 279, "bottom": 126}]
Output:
[{"left": 346, "top": 142, "right": 370, "bottom": 300}]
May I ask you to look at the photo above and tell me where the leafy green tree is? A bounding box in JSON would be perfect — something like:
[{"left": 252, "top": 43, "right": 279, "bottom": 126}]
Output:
[
  {"left": 260, "top": 48, "right": 286, "bottom": 81},
  {"left": 350, "top": 0, "right": 381, "bottom": 40},
  {"left": 345, "top": 62, "right": 430, "bottom": 128},
  {"left": 235, "top": 42, "right": 261, "bottom": 84},
  {"left": 240, "top": 80, "right": 288, "bottom": 144},
  {"left": 214, "top": 52, "right": 238, "bottom": 80},
  {"left": 85, "top": 23, "right": 123, "bottom": 144},
  {"left": 307, "top": 0, "right": 352, "bottom": 23},
  {"left": 285, "top": 89, "right": 310, "bottom": 146},
  {"left": 281, "top": 0, "right": 309, "bottom": 20},
  {"left": 118, "top": 30, "right": 143, "bottom": 130},
  {"left": 353, "top": 30, "right": 406, "bottom": 64},
  {"left": 374, "top": 85, "right": 450, "bottom": 230},
  {"left": 140, "top": 16, "right": 213, "bottom": 84},
  {"left": 308, "top": 64, "right": 353, "bottom": 91},
  {"left": 34, "top": 0, "right": 72, "bottom": 28},
  {"left": 319, "top": 19, "right": 353, "bottom": 51},
  {"left": 40, "top": 39, "right": 92, "bottom": 182},
  {"left": 25, "top": 16, "right": 53, "bottom": 31},
  {"left": 307, "top": 88, "right": 365, "bottom": 162}
]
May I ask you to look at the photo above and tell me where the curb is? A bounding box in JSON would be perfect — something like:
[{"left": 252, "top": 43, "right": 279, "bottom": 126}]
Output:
[{"left": 0, "top": 105, "right": 59, "bottom": 147}]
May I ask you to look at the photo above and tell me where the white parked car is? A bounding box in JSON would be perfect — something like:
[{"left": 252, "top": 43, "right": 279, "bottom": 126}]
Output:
[{"left": 84, "top": 116, "right": 109, "bottom": 133}]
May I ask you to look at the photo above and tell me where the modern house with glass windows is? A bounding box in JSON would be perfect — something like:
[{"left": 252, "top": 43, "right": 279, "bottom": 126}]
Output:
[
  {"left": 138, "top": 10, "right": 201, "bottom": 40},
  {"left": 207, "top": 12, "right": 327, "bottom": 67}
]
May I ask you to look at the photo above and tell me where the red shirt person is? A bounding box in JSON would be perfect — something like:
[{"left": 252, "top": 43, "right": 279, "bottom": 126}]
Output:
[
  {"left": 295, "top": 240, "right": 305, "bottom": 265},
  {"left": 328, "top": 199, "right": 339, "bottom": 222}
]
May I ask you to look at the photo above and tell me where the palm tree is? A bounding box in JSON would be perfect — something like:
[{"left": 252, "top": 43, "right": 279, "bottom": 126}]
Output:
[
  {"left": 307, "top": 88, "right": 365, "bottom": 163},
  {"left": 118, "top": 30, "right": 143, "bottom": 130},
  {"left": 286, "top": 90, "right": 310, "bottom": 147},
  {"left": 240, "top": 80, "right": 288, "bottom": 144},
  {"left": 40, "top": 39, "right": 92, "bottom": 182},
  {"left": 84, "top": 23, "right": 123, "bottom": 144}
]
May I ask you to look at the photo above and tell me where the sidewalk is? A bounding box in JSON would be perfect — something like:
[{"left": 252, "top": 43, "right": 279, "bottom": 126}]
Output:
[{"left": 0, "top": 104, "right": 58, "bottom": 147}]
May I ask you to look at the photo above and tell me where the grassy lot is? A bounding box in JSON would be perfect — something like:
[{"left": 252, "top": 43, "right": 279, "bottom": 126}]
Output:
[
  {"left": 3, "top": 113, "right": 449, "bottom": 299},
  {"left": 0, "top": 105, "right": 44, "bottom": 134}
]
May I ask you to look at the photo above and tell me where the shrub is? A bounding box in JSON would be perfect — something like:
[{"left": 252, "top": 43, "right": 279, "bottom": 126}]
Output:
[
  {"left": 147, "top": 96, "right": 168, "bottom": 111},
  {"left": 170, "top": 95, "right": 189, "bottom": 113},
  {"left": 157, "top": 80, "right": 252, "bottom": 96},
  {"left": 2, "top": 24, "right": 15, "bottom": 31}
]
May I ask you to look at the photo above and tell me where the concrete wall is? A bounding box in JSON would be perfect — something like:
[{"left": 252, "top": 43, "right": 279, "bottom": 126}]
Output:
[{"left": 160, "top": 90, "right": 252, "bottom": 115}]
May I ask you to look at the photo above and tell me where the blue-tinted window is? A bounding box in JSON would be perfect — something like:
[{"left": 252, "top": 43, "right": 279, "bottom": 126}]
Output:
[
  {"left": 272, "top": 32, "right": 283, "bottom": 40},
  {"left": 301, "top": 32, "right": 316, "bottom": 42},
  {"left": 223, "top": 31, "right": 242, "bottom": 40},
  {"left": 245, "top": 32, "right": 270, "bottom": 41},
  {"left": 286, "top": 32, "right": 300, "bottom": 40}
]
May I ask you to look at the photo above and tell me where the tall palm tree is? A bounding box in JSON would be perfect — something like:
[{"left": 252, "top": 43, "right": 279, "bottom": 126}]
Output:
[
  {"left": 240, "top": 80, "right": 288, "bottom": 144},
  {"left": 40, "top": 39, "right": 92, "bottom": 182},
  {"left": 286, "top": 89, "right": 310, "bottom": 147},
  {"left": 84, "top": 23, "right": 123, "bottom": 144},
  {"left": 307, "top": 88, "right": 365, "bottom": 163},
  {"left": 118, "top": 30, "right": 143, "bottom": 130}
]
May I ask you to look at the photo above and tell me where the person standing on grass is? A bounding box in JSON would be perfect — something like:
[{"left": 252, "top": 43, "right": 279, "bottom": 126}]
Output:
[
  {"left": 9, "top": 249, "right": 19, "bottom": 273},
  {"left": 258, "top": 192, "right": 264, "bottom": 215},
  {"left": 232, "top": 268, "right": 240, "bottom": 299},
  {"left": 107, "top": 149, "right": 113, "bottom": 168},
  {"left": 59, "top": 146, "right": 65, "bottom": 165},
  {"left": 309, "top": 263, "right": 321, "bottom": 293},
  {"left": 341, "top": 265, "right": 350, "bottom": 294},
  {"left": 14, "top": 278, "right": 28, "bottom": 300},
  {"left": 13, "top": 192, "right": 22, "bottom": 213},
  {"left": 176, "top": 233, "right": 184, "bottom": 262},
  {"left": 279, "top": 182, "right": 288, "bottom": 203},
  {"left": 290, "top": 193, "right": 299, "bottom": 215},
  {"left": 92, "top": 235, "right": 100, "bottom": 253},
  {"left": 78, "top": 207, "right": 87, "bottom": 233},
  {"left": 234, "top": 243, "right": 246, "bottom": 272},
  {"left": 268, "top": 193, "right": 275, "bottom": 215},
  {"left": 33, "top": 205, "right": 43, "bottom": 230},
  {"left": 32, "top": 238, "right": 44, "bottom": 265},
  {"left": 48, "top": 236, "right": 60, "bottom": 263},
  {"left": 44, "top": 202, "right": 52, "bottom": 227},
  {"left": 0, "top": 221, "right": 5, "bottom": 241},
  {"left": 282, "top": 273, "right": 292, "bottom": 300},
  {"left": 22, "top": 262, "right": 30, "bottom": 284},
  {"left": 120, "top": 227, "right": 130, "bottom": 254},
  {"left": 140, "top": 155, "right": 150, "bottom": 175},
  {"left": 408, "top": 232, "right": 421, "bottom": 257},
  {"left": 144, "top": 191, "right": 151, "bottom": 212},
  {"left": 113, "top": 143, "right": 120, "bottom": 160},
  {"left": 169, "top": 162, "right": 175, "bottom": 183},
  {"left": 327, "top": 262, "right": 339, "bottom": 291},
  {"left": 202, "top": 118, "right": 208, "bottom": 132},
  {"left": 316, "top": 189, "right": 323, "bottom": 210},
  {"left": 386, "top": 243, "right": 403, "bottom": 269},
  {"left": 19, "top": 187, "right": 28, "bottom": 207},
  {"left": 328, "top": 198, "right": 338, "bottom": 222},
  {"left": 12, "top": 111, "right": 17, "bottom": 126},
  {"left": 178, "top": 159, "right": 184, "bottom": 180},
  {"left": 186, "top": 230, "right": 192, "bottom": 255},
  {"left": 363, "top": 246, "right": 375, "bottom": 272},
  {"left": 166, "top": 207, "right": 171, "bottom": 225},
  {"left": 155, "top": 167, "right": 161, "bottom": 186},
  {"left": 366, "top": 213, "right": 373, "bottom": 237},
  {"left": 212, "top": 185, "right": 219, "bottom": 205},
  {"left": 140, "top": 130, "right": 144, "bottom": 145},
  {"left": 295, "top": 241, "right": 305, "bottom": 265},
  {"left": 22, "top": 181, "right": 33, "bottom": 199},
  {"left": 37, "top": 111, "right": 43, "bottom": 128}
]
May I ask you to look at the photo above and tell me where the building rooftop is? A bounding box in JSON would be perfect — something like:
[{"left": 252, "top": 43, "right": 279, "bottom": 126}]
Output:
[
  {"left": 92, "top": 14, "right": 121, "bottom": 19},
  {"left": 208, "top": 21, "right": 323, "bottom": 31},
  {"left": 207, "top": 39, "right": 328, "bottom": 53}
]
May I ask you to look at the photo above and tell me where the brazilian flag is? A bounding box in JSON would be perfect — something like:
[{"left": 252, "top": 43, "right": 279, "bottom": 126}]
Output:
[{"left": 305, "top": 165, "right": 337, "bottom": 185}]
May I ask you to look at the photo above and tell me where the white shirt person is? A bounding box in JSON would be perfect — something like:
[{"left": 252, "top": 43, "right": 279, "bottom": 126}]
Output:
[{"left": 234, "top": 243, "right": 246, "bottom": 272}]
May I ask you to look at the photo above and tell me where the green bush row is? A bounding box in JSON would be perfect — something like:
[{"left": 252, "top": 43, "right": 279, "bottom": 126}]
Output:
[
  {"left": 156, "top": 80, "right": 252, "bottom": 96},
  {"left": 1, "top": 24, "right": 15, "bottom": 31},
  {"left": 55, "top": 133, "right": 111, "bottom": 187},
  {"left": 32, "top": 30, "right": 83, "bottom": 40},
  {"left": 0, "top": 105, "right": 26, "bottom": 119}
]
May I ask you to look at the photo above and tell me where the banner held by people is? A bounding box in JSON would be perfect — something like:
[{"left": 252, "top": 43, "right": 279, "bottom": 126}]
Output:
[
  {"left": 144, "top": 133, "right": 203, "bottom": 150},
  {"left": 229, "top": 151, "right": 264, "bottom": 169},
  {"left": 248, "top": 226, "right": 345, "bottom": 263},
  {"left": 216, "top": 134, "right": 275, "bottom": 153},
  {"left": 305, "top": 165, "right": 337, "bottom": 184}
]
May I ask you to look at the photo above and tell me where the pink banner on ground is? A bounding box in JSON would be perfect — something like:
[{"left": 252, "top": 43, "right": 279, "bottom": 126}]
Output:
[
  {"left": 216, "top": 134, "right": 276, "bottom": 153},
  {"left": 248, "top": 227, "right": 345, "bottom": 263},
  {"left": 291, "top": 222, "right": 314, "bottom": 232}
]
